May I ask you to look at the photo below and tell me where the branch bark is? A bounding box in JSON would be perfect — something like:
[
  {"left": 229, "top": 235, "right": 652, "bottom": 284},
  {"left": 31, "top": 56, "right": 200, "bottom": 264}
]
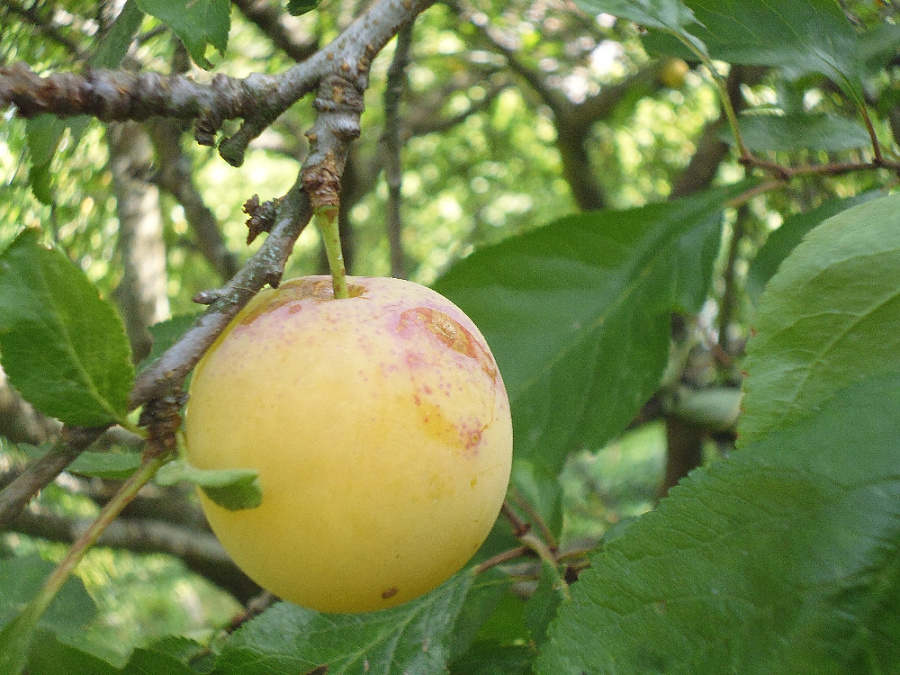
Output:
[{"left": 8, "top": 509, "right": 261, "bottom": 602}]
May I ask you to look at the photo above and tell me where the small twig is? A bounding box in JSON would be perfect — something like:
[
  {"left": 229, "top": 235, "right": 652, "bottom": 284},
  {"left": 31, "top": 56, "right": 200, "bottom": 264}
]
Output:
[
  {"left": 474, "top": 545, "right": 532, "bottom": 574},
  {"left": 510, "top": 490, "right": 558, "bottom": 551},
  {"left": 501, "top": 499, "right": 531, "bottom": 537},
  {"left": 718, "top": 204, "right": 748, "bottom": 352},
  {"left": 128, "top": 175, "right": 312, "bottom": 409}
]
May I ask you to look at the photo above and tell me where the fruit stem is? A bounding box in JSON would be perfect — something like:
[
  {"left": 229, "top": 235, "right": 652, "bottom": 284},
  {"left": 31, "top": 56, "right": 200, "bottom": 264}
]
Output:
[{"left": 315, "top": 206, "right": 350, "bottom": 300}]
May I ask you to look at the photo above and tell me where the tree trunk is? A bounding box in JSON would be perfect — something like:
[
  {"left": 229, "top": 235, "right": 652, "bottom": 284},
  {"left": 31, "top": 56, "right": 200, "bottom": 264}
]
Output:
[{"left": 108, "top": 121, "right": 170, "bottom": 362}]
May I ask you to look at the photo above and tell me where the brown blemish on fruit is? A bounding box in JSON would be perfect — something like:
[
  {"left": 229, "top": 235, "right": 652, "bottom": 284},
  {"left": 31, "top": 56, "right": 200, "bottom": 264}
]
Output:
[
  {"left": 381, "top": 587, "right": 398, "bottom": 600},
  {"left": 397, "top": 307, "right": 497, "bottom": 380}
]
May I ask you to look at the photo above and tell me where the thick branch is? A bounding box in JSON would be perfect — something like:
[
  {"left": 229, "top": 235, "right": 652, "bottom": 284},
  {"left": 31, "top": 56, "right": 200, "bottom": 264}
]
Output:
[
  {"left": 8, "top": 510, "right": 261, "bottom": 602},
  {"left": 0, "top": 428, "right": 104, "bottom": 530},
  {"left": 381, "top": 25, "right": 413, "bottom": 279},
  {"left": 129, "top": 175, "right": 312, "bottom": 409},
  {"left": 1, "top": 0, "right": 435, "bottom": 166}
]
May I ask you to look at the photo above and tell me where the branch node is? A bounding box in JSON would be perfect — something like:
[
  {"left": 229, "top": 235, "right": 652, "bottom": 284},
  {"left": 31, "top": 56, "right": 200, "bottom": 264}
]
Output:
[{"left": 243, "top": 194, "right": 279, "bottom": 244}]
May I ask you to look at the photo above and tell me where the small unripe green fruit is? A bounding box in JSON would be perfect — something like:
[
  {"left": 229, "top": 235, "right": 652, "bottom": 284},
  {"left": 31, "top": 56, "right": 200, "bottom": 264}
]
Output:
[
  {"left": 184, "top": 276, "right": 513, "bottom": 613},
  {"left": 659, "top": 57, "right": 689, "bottom": 89}
]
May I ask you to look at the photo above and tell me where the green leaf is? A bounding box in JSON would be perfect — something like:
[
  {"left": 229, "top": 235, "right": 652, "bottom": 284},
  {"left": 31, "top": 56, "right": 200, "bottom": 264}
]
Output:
[
  {"left": 434, "top": 185, "right": 745, "bottom": 473},
  {"left": 636, "top": 0, "right": 866, "bottom": 95},
  {"left": 0, "top": 557, "right": 99, "bottom": 675},
  {"left": 214, "top": 571, "right": 474, "bottom": 674},
  {"left": 138, "top": 313, "right": 202, "bottom": 374},
  {"left": 120, "top": 647, "right": 198, "bottom": 674},
  {"left": 90, "top": 0, "right": 145, "bottom": 69},
  {"left": 447, "top": 569, "right": 511, "bottom": 661},
  {"left": 136, "top": 0, "right": 230, "bottom": 70},
  {"left": 25, "top": 629, "right": 118, "bottom": 675},
  {"left": 449, "top": 642, "right": 533, "bottom": 675},
  {"left": 0, "top": 229, "right": 134, "bottom": 427},
  {"left": 68, "top": 450, "right": 143, "bottom": 479},
  {"left": 536, "top": 372, "right": 900, "bottom": 674},
  {"left": 723, "top": 113, "right": 872, "bottom": 153},
  {"left": 155, "top": 458, "right": 261, "bottom": 511},
  {"left": 286, "top": 0, "right": 321, "bottom": 16},
  {"left": 525, "top": 561, "right": 567, "bottom": 646},
  {"left": 746, "top": 192, "right": 880, "bottom": 303},
  {"left": 740, "top": 192, "right": 900, "bottom": 445},
  {"left": 573, "top": 0, "right": 697, "bottom": 31},
  {"left": 26, "top": 116, "right": 67, "bottom": 205}
]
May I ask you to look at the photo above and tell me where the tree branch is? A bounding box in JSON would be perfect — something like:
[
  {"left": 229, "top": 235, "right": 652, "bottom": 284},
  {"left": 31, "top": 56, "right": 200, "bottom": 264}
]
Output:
[
  {"left": 7, "top": 509, "right": 261, "bottom": 602},
  {"left": 231, "top": 0, "right": 319, "bottom": 63},
  {"left": 380, "top": 24, "right": 413, "bottom": 279},
  {"left": 1, "top": 0, "right": 436, "bottom": 167}
]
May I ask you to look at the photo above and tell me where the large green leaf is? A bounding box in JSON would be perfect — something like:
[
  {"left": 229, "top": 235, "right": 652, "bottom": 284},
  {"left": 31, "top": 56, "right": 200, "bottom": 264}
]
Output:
[
  {"left": 740, "top": 192, "right": 900, "bottom": 445},
  {"left": 723, "top": 114, "right": 872, "bottom": 153},
  {"left": 214, "top": 571, "right": 475, "bottom": 674},
  {"left": 536, "top": 373, "right": 900, "bottom": 673},
  {"left": 587, "top": 0, "right": 868, "bottom": 94},
  {"left": 434, "top": 186, "right": 744, "bottom": 473},
  {"left": 746, "top": 192, "right": 880, "bottom": 303},
  {"left": 136, "top": 0, "right": 230, "bottom": 70},
  {"left": 0, "top": 230, "right": 134, "bottom": 427}
]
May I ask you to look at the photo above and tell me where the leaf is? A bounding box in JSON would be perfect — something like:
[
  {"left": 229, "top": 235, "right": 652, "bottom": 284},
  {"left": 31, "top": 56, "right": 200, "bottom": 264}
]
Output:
[
  {"left": 214, "top": 570, "right": 474, "bottom": 674},
  {"left": 90, "top": 0, "right": 145, "bottom": 69},
  {"left": 0, "top": 556, "right": 99, "bottom": 675},
  {"left": 573, "top": 0, "right": 697, "bottom": 32},
  {"left": 433, "top": 184, "right": 745, "bottom": 473},
  {"left": 286, "top": 0, "right": 321, "bottom": 16},
  {"left": 740, "top": 192, "right": 900, "bottom": 445},
  {"left": 136, "top": 0, "right": 230, "bottom": 70},
  {"left": 722, "top": 113, "right": 872, "bottom": 153},
  {"left": 26, "top": 116, "right": 68, "bottom": 205},
  {"left": 449, "top": 642, "right": 533, "bottom": 675},
  {"left": 138, "top": 313, "right": 202, "bottom": 374},
  {"left": 524, "top": 561, "right": 567, "bottom": 646},
  {"left": 0, "top": 229, "right": 134, "bottom": 427},
  {"left": 746, "top": 192, "right": 880, "bottom": 303},
  {"left": 120, "top": 647, "right": 198, "bottom": 674},
  {"left": 536, "top": 372, "right": 900, "bottom": 674},
  {"left": 25, "top": 629, "right": 118, "bottom": 675},
  {"left": 155, "top": 458, "right": 261, "bottom": 511},
  {"left": 68, "top": 450, "right": 143, "bottom": 479},
  {"left": 637, "top": 0, "right": 866, "bottom": 95}
]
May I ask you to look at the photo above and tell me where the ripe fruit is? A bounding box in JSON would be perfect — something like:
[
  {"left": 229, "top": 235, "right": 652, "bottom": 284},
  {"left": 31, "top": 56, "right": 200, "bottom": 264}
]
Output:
[{"left": 184, "top": 276, "right": 513, "bottom": 613}]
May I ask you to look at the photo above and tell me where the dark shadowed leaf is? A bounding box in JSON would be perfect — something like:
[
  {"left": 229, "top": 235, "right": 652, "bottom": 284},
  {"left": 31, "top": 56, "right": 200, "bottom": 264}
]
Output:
[
  {"left": 723, "top": 114, "right": 872, "bottom": 153},
  {"left": 287, "top": 0, "right": 321, "bottom": 16},
  {"left": 214, "top": 571, "right": 474, "bottom": 674},
  {"left": 434, "top": 185, "right": 746, "bottom": 474},
  {"left": 0, "top": 229, "right": 134, "bottom": 427}
]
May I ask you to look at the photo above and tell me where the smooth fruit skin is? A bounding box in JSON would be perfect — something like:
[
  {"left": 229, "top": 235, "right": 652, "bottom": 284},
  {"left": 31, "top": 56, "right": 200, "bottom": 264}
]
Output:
[{"left": 184, "top": 276, "right": 513, "bottom": 613}]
